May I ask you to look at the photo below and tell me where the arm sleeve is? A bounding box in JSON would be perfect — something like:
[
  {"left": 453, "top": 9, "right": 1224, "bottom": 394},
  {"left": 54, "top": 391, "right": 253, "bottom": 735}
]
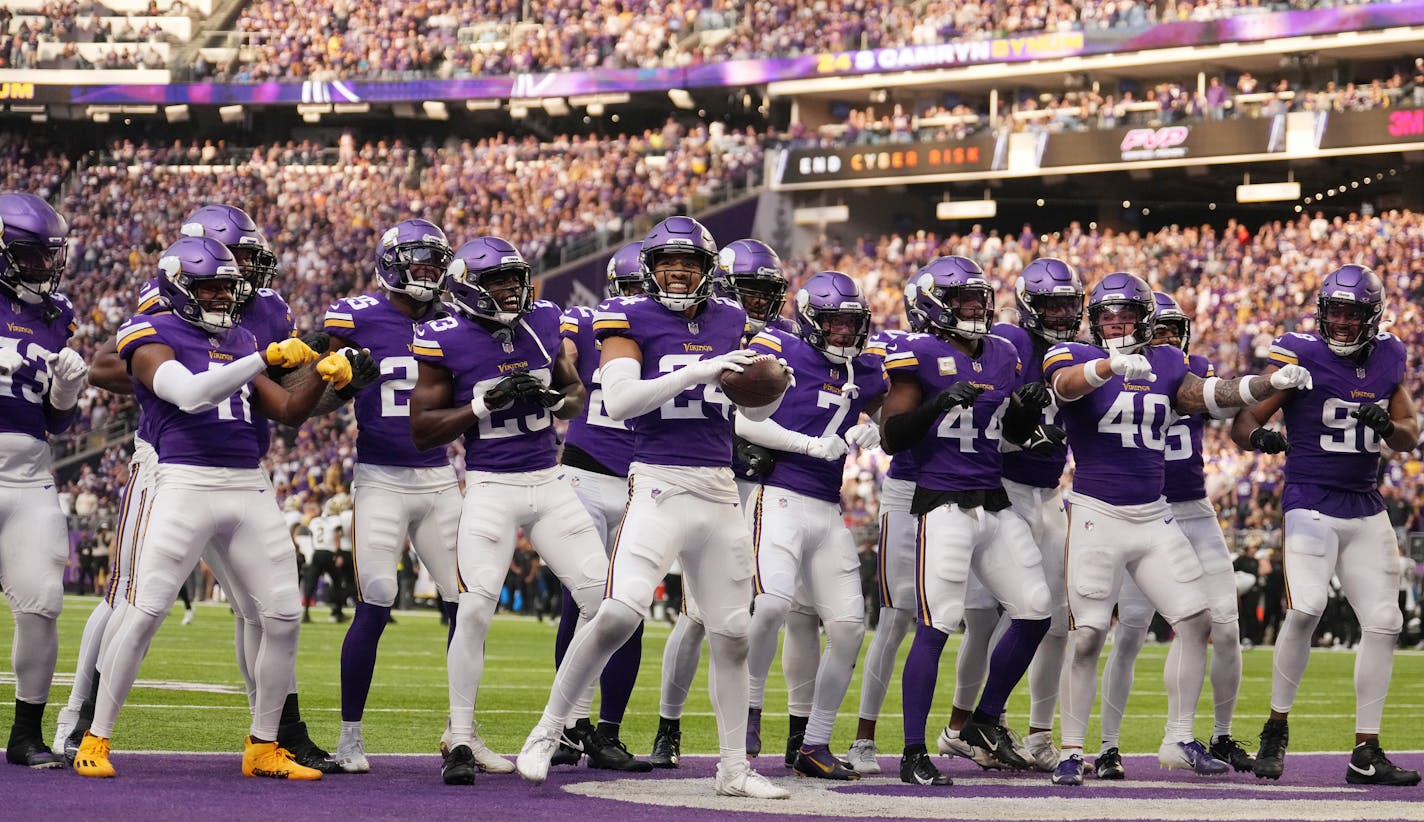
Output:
[
  {"left": 599, "top": 355, "right": 703, "bottom": 422},
  {"left": 735, "top": 392, "right": 783, "bottom": 421},
  {"left": 882, "top": 390, "right": 942, "bottom": 453},
  {"left": 151, "top": 353, "right": 266, "bottom": 413},
  {"left": 735, "top": 411, "right": 814, "bottom": 454}
]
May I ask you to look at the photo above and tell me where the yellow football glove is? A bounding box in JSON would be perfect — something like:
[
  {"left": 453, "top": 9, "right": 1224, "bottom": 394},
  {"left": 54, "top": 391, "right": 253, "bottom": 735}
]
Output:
[
  {"left": 264, "top": 338, "right": 320, "bottom": 369},
  {"left": 316, "top": 351, "right": 353, "bottom": 389}
]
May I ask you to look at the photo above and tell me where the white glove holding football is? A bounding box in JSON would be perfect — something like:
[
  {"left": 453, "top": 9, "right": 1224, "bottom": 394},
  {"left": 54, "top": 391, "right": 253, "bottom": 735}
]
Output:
[
  {"left": 805, "top": 435, "right": 849, "bottom": 461},
  {"left": 1108, "top": 352, "right": 1156, "bottom": 382},
  {"left": 776, "top": 357, "right": 797, "bottom": 388},
  {"left": 46, "top": 348, "right": 89, "bottom": 410},
  {"left": 1268, "top": 363, "right": 1313, "bottom": 391},
  {"left": 844, "top": 422, "right": 880, "bottom": 451},
  {"left": 0, "top": 348, "right": 23, "bottom": 376},
  {"left": 688, "top": 349, "right": 759, "bottom": 383}
]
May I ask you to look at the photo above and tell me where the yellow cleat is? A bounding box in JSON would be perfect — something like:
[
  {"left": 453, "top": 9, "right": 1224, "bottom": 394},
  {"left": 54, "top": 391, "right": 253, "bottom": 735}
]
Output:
[
  {"left": 73, "top": 731, "right": 117, "bottom": 778},
  {"left": 242, "top": 736, "right": 323, "bottom": 780}
]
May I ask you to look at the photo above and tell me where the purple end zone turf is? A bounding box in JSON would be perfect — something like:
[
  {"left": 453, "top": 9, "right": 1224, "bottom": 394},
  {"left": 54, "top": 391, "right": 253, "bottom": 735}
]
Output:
[{"left": 3, "top": 751, "right": 1421, "bottom": 822}]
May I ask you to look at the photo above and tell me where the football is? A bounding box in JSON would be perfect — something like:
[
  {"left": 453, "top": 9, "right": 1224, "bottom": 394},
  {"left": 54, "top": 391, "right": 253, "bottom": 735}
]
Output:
[{"left": 719, "top": 356, "right": 790, "bottom": 407}]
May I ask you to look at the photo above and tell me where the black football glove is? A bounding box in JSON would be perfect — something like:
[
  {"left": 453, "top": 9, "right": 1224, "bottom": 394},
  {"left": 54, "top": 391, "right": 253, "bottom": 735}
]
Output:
[
  {"left": 505, "top": 372, "right": 563, "bottom": 407},
  {"left": 1013, "top": 382, "right": 1051, "bottom": 411},
  {"left": 1351, "top": 403, "right": 1396, "bottom": 439},
  {"left": 335, "top": 348, "right": 381, "bottom": 400},
  {"left": 734, "top": 437, "right": 776, "bottom": 479},
  {"left": 934, "top": 382, "right": 984, "bottom": 411},
  {"left": 299, "top": 331, "right": 332, "bottom": 355},
  {"left": 1022, "top": 423, "right": 1067, "bottom": 456},
  {"left": 483, "top": 374, "right": 530, "bottom": 411},
  {"left": 1249, "top": 427, "right": 1291, "bottom": 455}
]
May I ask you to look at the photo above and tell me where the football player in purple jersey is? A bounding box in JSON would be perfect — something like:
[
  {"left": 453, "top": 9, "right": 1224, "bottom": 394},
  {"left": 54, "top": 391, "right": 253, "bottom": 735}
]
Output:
[
  {"left": 516, "top": 216, "right": 790, "bottom": 799},
  {"left": 933, "top": 258, "right": 1081, "bottom": 773},
  {"left": 66, "top": 204, "right": 353, "bottom": 774},
  {"left": 409, "top": 236, "right": 609, "bottom": 786},
  {"left": 1045, "top": 272, "right": 1311, "bottom": 786},
  {"left": 74, "top": 237, "right": 364, "bottom": 779},
  {"left": 324, "top": 219, "right": 515, "bottom": 775},
  {"left": 739, "top": 271, "right": 886, "bottom": 780},
  {"left": 548, "top": 241, "right": 653, "bottom": 773},
  {"left": 0, "top": 192, "right": 85, "bottom": 769},
  {"left": 1231, "top": 265, "right": 1420, "bottom": 786},
  {"left": 650, "top": 237, "right": 808, "bottom": 769},
  {"left": 1094, "top": 292, "right": 1254, "bottom": 780},
  {"left": 879, "top": 256, "right": 1057, "bottom": 786}
]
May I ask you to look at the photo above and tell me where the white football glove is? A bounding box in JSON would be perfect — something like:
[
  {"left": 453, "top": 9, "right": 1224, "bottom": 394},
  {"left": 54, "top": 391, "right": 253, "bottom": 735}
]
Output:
[
  {"left": 805, "top": 435, "right": 849, "bottom": 461},
  {"left": 1268, "top": 363, "right": 1313, "bottom": 391},
  {"left": 844, "top": 422, "right": 880, "bottom": 451},
  {"left": 0, "top": 348, "right": 23, "bottom": 376},
  {"left": 776, "top": 357, "right": 796, "bottom": 388},
  {"left": 687, "top": 349, "right": 759, "bottom": 383},
  {"left": 46, "top": 348, "right": 89, "bottom": 410},
  {"left": 1107, "top": 352, "right": 1156, "bottom": 382}
]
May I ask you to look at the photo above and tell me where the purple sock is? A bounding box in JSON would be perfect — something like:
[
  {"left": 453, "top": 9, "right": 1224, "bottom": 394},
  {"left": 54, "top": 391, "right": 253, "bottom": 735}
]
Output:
[
  {"left": 901, "top": 625, "right": 949, "bottom": 747},
  {"left": 443, "top": 600, "right": 459, "bottom": 649},
  {"left": 598, "top": 621, "right": 643, "bottom": 725},
  {"left": 339, "top": 602, "right": 390, "bottom": 722},
  {"left": 554, "top": 584, "right": 579, "bottom": 668},
  {"left": 976, "top": 617, "right": 1051, "bottom": 719}
]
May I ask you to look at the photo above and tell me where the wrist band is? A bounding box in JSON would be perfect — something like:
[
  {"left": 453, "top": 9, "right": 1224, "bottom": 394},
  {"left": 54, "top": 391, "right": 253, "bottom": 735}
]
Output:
[
  {"left": 1202, "top": 376, "right": 1225, "bottom": 419},
  {"left": 550, "top": 397, "right": 567, "bottom": 412},
  {"left": 470, "top": 395, "right": 492, "bottom": 420},
  {"left": 1239, "top": 375, "right": 1261, "bottom": 405},
  {"left": 1084, "top": 361, "right": 1110, "bottom": 388}
]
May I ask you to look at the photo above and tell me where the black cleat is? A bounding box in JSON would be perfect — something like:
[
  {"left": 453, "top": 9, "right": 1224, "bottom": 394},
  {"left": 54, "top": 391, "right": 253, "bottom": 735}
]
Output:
[
  {"left": 961, "top": 716, "right": 1032, "bottom": 771},
  {"left": 278, "top": 721, "right": 343, "bottom": 775},
  {"left": 900, "top": 749, "right": 952, "bottom": 786},
  {"left": 442, "top": 744, "right": 477, "bottom": 785},
  {"left": 1210, "top": 734, "right": 1256, "bottom": 773},
  {"left": 584, "top": 728, "right": 653, "bottom": 772},
  {"left": 1093, "top": 746, "right": 1125, "bottom": 780},
  {"left": 1346, "top": 741, "right": 1421, "bottom": 786},
  {"left": 5, "top": 734, "right": 63, "bottom": 769},
  {"left": 793, "top": 744, "right": 860, "bottom": 781},
  {"left": 551, "top": 720, "right": 589, "bottom": 767},
  {"left": 746, "top": 708, "right": 762, "bottom": 758},
  {"left": 649, "top": 725, "right": 680, "bottom": 769},
  {"left": 784, "top": 731, "right": 804, "bottom": 769},
  {"left": 1253, "top": 719, "right": 1288, "bottom": 780}
]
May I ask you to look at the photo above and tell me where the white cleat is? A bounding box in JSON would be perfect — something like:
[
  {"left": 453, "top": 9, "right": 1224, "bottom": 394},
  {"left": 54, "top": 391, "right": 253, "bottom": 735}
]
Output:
[
  {"left": 516, "top": 726, "right": 561, "bottom": 784},
  {"left": 936, "top": 725, "right": 975, "bottom": 758},
  {"left": 53, "top": 706, "right": 78, "bottom": 758},
  {"left": 336, "top": 726, "right": 371, "bottom": 774},
  {"left": 1024, "top": 731, "right": 1061, "bottom": 773},
  {"left": 470, "top": 727, "right": 515, "bottom": 774},
  {"left": 847, "top": 739, "right": 881, "bottom": 775},
  {"left": 714, "top": 761, "right": 790, "bottom": 799},
  {"left": 181, "top": 608, "right": 195, "bottom": 625}
]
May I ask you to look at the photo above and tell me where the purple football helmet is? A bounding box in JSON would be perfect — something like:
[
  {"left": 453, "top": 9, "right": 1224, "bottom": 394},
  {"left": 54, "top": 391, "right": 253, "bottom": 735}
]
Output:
[
  {"left": 375, "top": 219, "right": 453, "bottom": 303},
  {"left": 606, "top": 241, "right": 644, "bottom": 298},
  {"left": 157, "top": 236, "right": 250, "bottom": 332},
  {"left": 905, "top": 256, "right": 993, "bottom": 340},
  {"left": 717, "top": 239, "right": 788, "bottom": 333},
  {"left": 1015, "top": 257, "right": 1084, "bottom": 343},
  {"left": 1087, "top": 272, "right": 1156, "bottom": 353},
  {"left": 1317, "top": 264, "right": 1384, "bottom": 356},
  {"left": 0, "top": 191, "right": 69, "bottom": 303},
  {"left": 180, "top": 204, "right": 277, "bottom": 293},
  {"left": 639, "top": 216, "right": 718, "bottom": 312},
  {"left": 1152, "top": 291, "right": 1191, "bottom": 351},
  {"left": 795, "top": 271, "right": 871, "bottom": 364},
  {"left": 447, "top": 236, "right": 534, "bottom": 325}
]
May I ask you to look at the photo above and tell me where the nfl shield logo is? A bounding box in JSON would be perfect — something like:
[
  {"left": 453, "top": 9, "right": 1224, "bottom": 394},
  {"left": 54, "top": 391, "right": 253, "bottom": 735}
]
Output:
[
  {"left": 502, "top": 341, "right": 515, "bottom": 353},
  {"left": 688, "top": 321, "right": 699, "bottom": 335},
  {"left": 972, "top": 361, "right": 983, "bottom": 372},
  {"left": 1356, "top": 367, "right": 1367, "bottom": 380}
]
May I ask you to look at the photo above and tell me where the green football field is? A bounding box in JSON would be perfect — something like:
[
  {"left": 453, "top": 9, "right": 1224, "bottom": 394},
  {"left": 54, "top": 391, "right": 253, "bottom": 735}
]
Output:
[{"left": 3, "top": 596, "right": 1422, "bottom": 757}]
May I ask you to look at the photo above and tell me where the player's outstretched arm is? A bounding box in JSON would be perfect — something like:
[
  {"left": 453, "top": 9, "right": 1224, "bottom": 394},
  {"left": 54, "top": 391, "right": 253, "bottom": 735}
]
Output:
[
  {"left": 293, "top": 332, "right": 352, "bottom": 416},
  {"left": 597, "top": 336, "right": 757, "bottom": 422},
  {"left": 88, "top": 337, "right": 133, "bottom": 395},
  {"left": 1175, "top": 364, "right": 1311, "bottom": 418},
  {"left": 735, "top": 413, "right": 844, "bottom": 460},
  {"left": 130, "top": 343, "right": 267, "bottom": 414},
  {"left": 1229, "top": 364, "right": 1293, "bottom": 452},
  {"left": 1050, "top": 352, "right": 1153, "bottom": 402}
]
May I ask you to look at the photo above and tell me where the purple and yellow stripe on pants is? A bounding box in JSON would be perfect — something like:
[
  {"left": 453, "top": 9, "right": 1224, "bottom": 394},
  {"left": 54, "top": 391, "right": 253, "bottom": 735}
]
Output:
[{"left": 913, "top": 513, "right": 932, "bottom": 627}]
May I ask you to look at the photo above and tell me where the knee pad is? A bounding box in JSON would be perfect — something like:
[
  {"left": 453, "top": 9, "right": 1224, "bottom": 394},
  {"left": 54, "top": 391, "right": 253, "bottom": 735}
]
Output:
[
  {"left": 360, "top": 577, "right": 398, "bottom": 608},
  {"left": 1170, "top": 609, "right": 1211, "bottom": 642},
  {"left": 260, "top": 612, "right": 302, "bottom": 643},
  {"left": 825, "top": 618, "right": 865, "bottom": 651},
  {"left": 569, "top": 584, "right": 605, "bottom": 621},
  {"left": 1361, "top": 600, "right": 1404, "bottom": 635},
  {"left": 710, "top": 606, "right": 752, "bottom": 641},
  {"left": 1073, "top": 625, "right": 1107, "bottom": 659},
  {"left": 752, "top": 593, "right": 792, "bottom": 627},
  {"left": 595, "top": 599, "right": 646, "bottom": 639}
]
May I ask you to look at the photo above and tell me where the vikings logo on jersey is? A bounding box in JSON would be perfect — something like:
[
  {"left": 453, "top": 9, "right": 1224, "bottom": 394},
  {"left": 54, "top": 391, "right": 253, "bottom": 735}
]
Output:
[
  {"left": 883, "top": 332, "right": 1022, "bottom": 493},
  {"left": 1043, "top": 341, "right": 1191, "bottom": 506},
  {"left": 325, "top": 291, "right": 448, "bottom": 469},
  {"left": 411, "top": 300, "right": 564, "bottom": 473},
  {"left": 746, "top": 326, "right": 887, "bottom": 503},
  {"left": 561, "top": 304, "right": 634, "bottom": 477},
  {"left": 592, "top": 294, "right": 746, "bottom": 468},
  {"left": 1268, "top": 331, "right": 1407, "bottom": 517}
]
